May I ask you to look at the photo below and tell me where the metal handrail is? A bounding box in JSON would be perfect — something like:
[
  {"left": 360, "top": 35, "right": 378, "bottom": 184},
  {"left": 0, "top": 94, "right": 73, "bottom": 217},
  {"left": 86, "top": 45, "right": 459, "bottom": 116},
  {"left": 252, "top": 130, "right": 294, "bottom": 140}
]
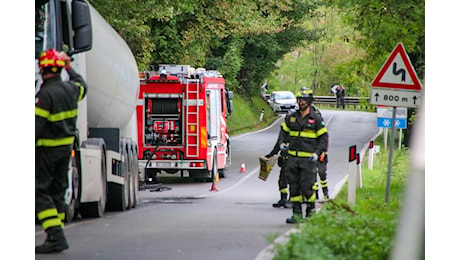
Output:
[{"left": 313, "top": 96, "right": 371, "bottom": 108}]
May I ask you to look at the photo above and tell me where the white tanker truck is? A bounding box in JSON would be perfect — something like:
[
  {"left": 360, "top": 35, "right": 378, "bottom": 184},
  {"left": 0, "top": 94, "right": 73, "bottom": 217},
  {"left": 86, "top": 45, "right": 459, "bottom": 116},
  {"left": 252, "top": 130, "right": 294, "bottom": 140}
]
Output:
[{"left": 35, "top": 0, "right": 139, "bottom": 222}]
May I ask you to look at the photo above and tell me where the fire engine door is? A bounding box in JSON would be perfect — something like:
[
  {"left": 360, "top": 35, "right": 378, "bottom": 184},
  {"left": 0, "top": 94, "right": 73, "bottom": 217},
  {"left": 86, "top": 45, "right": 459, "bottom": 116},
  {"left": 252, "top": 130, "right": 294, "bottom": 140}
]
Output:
[{"left": 206, "top": 89, "right": 221, "bottom": 143}]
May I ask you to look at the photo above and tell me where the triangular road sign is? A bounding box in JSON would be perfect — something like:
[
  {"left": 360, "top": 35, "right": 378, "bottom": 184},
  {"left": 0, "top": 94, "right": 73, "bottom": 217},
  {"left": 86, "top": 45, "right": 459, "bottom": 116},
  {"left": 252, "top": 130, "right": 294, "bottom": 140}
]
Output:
[{"left": 371, "top": 43, "right": 422, "bottom": 91}]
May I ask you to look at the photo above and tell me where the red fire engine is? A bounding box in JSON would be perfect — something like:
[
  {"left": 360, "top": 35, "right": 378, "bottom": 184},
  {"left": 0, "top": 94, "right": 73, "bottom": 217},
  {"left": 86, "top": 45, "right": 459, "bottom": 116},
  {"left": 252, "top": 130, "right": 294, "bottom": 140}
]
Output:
[{"left": 137, "top": 65, "right": 234, "bottom": 183}]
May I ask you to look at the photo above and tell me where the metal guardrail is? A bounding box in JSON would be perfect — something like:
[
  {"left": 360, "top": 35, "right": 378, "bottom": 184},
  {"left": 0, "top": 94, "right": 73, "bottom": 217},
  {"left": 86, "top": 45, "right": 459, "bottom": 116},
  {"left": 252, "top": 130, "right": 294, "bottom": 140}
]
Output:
[{"left": 314, "top": 96, "right": 372, "bottom": 109}]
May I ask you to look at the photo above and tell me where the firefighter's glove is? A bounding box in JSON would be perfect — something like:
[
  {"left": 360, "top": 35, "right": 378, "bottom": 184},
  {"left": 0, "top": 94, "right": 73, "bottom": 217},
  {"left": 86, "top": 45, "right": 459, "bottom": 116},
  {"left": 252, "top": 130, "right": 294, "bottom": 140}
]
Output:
[
  {"left": 280, "top": 143, "right": 289, "bottom": 151},
  {"left": 309, "top": 153, "right": 319, "bottom": 162}
]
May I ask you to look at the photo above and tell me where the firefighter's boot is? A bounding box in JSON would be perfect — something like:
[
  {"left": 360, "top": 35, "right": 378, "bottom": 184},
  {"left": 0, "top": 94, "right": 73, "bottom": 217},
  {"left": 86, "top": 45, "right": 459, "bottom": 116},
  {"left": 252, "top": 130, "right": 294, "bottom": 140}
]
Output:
[
  {"left": 273, "top": 193, "right": 291, "bottom": 208},
  {"left": 35, "top": 227, "right": 69, "bottom": 254},
  {"left": 286, "top": 202, "right": 302, "bottom": 224},
  {"left": 322, "top": 187, "right": 330, "bottom": 200},
  {"left": 305, "top": 202, "right": 316, "bottom": 218}
]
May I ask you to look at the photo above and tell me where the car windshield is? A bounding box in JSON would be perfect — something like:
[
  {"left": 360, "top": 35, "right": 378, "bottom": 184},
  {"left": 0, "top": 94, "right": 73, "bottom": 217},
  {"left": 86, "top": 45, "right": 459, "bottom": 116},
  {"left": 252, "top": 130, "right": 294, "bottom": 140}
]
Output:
[{"left": 275, "top": 92, "right": 295, "bottom": 100}]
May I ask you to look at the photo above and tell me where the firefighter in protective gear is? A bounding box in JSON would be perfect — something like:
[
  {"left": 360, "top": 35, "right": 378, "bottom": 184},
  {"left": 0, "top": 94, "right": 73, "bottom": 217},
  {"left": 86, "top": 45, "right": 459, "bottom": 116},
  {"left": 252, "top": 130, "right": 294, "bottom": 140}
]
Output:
[
  {"left": 35, "top": 49, "right": 88, "bottom": 253},
  {"left": 314, "top": 151, "right": 329, "bottom": 200},
  {"left": 280, "top": 88, "right": 328, "bottom": 224},
  {"left": 265, "top": 109, "right": 296, "bottom": 209},
  {"left": 304, "top": 92, "right": 330, "bottom": 201}
]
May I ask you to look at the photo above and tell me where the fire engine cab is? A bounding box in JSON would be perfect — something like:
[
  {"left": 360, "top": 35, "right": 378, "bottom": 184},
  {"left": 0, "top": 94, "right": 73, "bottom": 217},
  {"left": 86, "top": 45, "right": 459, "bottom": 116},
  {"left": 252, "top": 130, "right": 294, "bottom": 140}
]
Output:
[{"left": 137, "top": 65, "right": 234, "bottom": 183}]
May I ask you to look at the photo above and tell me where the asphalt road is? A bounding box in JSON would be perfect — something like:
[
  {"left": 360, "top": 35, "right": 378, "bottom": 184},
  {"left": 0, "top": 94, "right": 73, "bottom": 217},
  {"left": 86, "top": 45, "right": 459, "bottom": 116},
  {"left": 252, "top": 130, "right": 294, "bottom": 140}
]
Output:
[{"left": 34, "top": 110, "right": 379, "bottom": 260}]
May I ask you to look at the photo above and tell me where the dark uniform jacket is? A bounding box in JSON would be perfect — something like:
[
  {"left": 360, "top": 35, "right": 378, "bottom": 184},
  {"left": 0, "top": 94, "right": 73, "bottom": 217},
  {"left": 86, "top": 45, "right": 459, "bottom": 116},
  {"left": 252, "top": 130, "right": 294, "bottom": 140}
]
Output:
[
  {"left": 35, "top": 68, "right": 88, "bottom": 147},
  {"left": 280, "top": 108, "right": 328, "bottom": 157}
]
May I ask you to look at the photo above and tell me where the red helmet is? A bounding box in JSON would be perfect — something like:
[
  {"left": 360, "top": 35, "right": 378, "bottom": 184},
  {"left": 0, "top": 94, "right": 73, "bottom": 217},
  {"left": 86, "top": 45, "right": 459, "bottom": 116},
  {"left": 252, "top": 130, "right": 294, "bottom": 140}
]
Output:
[{"left": 39, "top": 49, "right": 65, "bottom": 69}]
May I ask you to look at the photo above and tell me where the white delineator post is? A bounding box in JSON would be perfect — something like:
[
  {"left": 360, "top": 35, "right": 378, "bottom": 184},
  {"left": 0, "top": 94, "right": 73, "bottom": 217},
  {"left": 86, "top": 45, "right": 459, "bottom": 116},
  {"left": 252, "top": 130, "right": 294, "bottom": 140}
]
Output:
[
  {"left": 356, "top": 153, "right": 362, "bottom": 188},
  {"left": 347, "top": 145, "right": 357, "bottom": 205},
  {"left": 368, "top": 141, "right": 374, "bottom": 170}
]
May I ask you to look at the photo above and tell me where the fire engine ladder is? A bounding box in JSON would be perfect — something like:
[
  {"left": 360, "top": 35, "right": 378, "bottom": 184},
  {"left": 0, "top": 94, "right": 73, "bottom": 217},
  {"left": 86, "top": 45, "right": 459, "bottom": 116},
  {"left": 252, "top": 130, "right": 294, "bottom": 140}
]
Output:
[{"left": 185, "top": 79, "right": 200, "bottom": 157}]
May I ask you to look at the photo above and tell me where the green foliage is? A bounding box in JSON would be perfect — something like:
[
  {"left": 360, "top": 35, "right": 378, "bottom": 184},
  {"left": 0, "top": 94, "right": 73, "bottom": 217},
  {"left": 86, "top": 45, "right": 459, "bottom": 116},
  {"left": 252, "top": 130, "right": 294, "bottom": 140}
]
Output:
[
  {"left": 331, "top": 0, "right": 425, "bottom": 79},
  {"left": 226, "top": 94, "right": 275, "bottom": 136},
  {"left": 89, "top": 0, "right": 423, "bottom": 102},
  {"left": 89, "top": 0, "right": 321, "bottom": 96},
  {"left": 273, "top": 138, "right": 410, "bottom": 259}
]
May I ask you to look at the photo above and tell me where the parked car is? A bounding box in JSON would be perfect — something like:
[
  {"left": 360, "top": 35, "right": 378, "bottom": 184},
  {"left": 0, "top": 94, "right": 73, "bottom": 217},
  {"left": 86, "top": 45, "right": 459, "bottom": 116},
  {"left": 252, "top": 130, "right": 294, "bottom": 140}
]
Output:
[{"left": 268, "top": 91, "right": 298, "bottom": 114}]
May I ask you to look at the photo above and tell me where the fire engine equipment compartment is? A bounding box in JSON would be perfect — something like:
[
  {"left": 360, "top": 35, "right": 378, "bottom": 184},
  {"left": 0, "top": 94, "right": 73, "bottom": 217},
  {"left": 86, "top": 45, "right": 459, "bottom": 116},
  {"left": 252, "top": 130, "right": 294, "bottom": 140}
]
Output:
[{"left": 144, "top": 96, "right": 182, "bottom": 146}]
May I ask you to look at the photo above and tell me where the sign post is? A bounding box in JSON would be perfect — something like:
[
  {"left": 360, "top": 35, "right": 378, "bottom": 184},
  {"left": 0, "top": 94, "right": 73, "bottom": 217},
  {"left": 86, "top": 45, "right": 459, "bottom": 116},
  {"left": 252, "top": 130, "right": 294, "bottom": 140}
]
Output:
[{"left": 369, "top": 42, "right": 422, "bottom": 203}]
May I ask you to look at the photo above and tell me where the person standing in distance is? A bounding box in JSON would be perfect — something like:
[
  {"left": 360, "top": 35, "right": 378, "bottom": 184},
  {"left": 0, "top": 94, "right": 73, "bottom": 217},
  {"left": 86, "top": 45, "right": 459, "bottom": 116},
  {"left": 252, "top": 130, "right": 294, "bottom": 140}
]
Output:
[
  {"left": 279, "top": 88, "right": 328, "bottom": 224},
  {"left": 35, "top": 49, "right": 88, "bottom": 253},
  {"left": 336, "top": 85, "right": 345, "bottom": 109}
]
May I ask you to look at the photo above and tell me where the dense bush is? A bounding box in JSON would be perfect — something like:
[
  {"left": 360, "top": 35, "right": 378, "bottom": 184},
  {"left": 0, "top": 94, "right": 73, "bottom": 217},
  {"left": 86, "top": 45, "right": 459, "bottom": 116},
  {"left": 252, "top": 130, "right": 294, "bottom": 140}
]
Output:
[{"left": 273, "top": 138, "right": 410, "bottom": 259}]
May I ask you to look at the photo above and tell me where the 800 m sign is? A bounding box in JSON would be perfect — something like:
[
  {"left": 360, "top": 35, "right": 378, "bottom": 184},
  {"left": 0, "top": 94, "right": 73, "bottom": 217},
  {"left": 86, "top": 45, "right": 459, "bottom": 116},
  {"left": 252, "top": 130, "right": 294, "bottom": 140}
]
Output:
[{"left": 370, "top": 88, "right": 422, "bottom": 108}]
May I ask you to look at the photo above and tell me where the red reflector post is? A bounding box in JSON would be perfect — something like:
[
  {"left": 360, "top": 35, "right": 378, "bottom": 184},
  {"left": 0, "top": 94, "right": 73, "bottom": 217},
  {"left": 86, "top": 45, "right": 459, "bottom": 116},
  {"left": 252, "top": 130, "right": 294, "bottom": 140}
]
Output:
[
  {"left": 349, "top": 145, "right": 356, "bottom": 162},
  {"left": 369, "top": 141, "right": 374, "bottom": 149}
]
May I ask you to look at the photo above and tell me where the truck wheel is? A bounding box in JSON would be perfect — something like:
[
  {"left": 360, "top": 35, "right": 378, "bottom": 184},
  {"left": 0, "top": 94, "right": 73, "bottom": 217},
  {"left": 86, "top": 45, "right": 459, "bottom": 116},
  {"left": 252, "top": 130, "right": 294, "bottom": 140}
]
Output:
[
  {"left": 132, "top": 147, "right": 139, "bottom": 208},
  {"left": 80, "top": 140, "right": 107, "bottom": 218},
  {"left": 128, "top": 149, "right": 135, "bottom": 209},
  {"left": 64, "top": 156, "right": 79, "bottom": 223},
  {"left": 107, "top": 145, "right": 129, "bottom": 211}
]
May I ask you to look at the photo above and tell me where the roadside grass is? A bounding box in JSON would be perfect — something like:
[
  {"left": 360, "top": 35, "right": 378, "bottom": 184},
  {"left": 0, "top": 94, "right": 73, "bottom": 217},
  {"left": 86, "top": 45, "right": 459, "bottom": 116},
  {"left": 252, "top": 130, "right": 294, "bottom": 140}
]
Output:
[{"left": 271, "top": 135, "right": 410, "bottom": 260}]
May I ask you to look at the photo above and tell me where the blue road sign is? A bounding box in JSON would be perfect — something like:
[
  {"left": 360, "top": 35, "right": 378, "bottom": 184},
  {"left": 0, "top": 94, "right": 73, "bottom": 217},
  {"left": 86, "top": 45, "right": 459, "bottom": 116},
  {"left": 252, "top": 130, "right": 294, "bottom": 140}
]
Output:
[{"left": 377, "top": 117, "right": 407, "bottom": 129}]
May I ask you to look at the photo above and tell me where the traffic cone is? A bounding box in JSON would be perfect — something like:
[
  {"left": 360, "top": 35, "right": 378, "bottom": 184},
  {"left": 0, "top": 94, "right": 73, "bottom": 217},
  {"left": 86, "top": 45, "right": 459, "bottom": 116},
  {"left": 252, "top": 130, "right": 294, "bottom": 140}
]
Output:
[
  {"left": 240, "top": 162, "right": 246, "bottom": 173},
  {"left": 209, "top": 180, "right": 218, "bottom": 191}
]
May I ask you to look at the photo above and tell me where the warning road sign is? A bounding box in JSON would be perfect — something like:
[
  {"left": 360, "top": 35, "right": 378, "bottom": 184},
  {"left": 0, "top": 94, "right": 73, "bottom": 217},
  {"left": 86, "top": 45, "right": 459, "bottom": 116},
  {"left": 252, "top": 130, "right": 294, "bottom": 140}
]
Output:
[{"left": 371, "top": 43, "right": 422, "bottom": 91}]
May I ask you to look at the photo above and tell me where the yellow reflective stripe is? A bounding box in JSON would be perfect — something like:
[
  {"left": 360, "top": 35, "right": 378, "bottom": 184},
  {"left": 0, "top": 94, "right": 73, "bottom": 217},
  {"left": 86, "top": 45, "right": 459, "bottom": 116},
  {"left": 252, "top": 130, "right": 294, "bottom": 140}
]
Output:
[
  {"left": 306, "top": 193, "right": 316, "bottom": 202},
  {"left": 280, "top": 187, "right": 289, "bottom": 194},
  {"left": 35, "top": 106, "right": 50, "bottom": 119},
  {"left": 37, "top": 208, "right": 58, "bottom": 221},
  {"left": 76, "top": 82, "right": 85, "bottom": 101},
  {"left": 320, "top": 180, "right": 328, "bottom": 187},
  {"left": 42, "top": 218, "right": 62, "bottom": 230},
  {"left": 287, "top": 150, "right": 313, "bottom": 157},
  {"left": 289, "top": 131, "right": 299, "bottom": 136},
  {"left": 317, "top": 127, "right": 328, "bottom": 136},
  {"left": 281, "top": 122, "right": 290, "bottom": 132},
  {"left": 299, "top": 131, "right": 317, "bottom": 138},
  {"left": 36, "top": 136, "right": 75, "bottom": 147},
  {"left": 289, "top": 130, "right": 318, "bottom": 138},
  {"left": 48, "top": 109, "right": 78, "bottom": 122},
  {"left": 313, "top": 182, "right": 319, "bottom": 191},
  {"left": 58, "top": 212, "right": 65, "bottom": 221},
  {"left": 40, "top": 59, "right": 65, "bottom": 67},
  {"left": 290, "top": 195, "right": 303, "bottom": 203}
]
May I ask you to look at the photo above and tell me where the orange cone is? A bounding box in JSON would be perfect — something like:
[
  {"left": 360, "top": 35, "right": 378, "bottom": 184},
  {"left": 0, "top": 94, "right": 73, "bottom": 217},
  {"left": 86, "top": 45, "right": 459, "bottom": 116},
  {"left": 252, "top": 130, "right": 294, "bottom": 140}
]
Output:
[
  {"left": 240, "top": 162, "right": 247, "bottom": 173},
  {"left": 209, "top": 180, "right": 218, "bottom": 191}
]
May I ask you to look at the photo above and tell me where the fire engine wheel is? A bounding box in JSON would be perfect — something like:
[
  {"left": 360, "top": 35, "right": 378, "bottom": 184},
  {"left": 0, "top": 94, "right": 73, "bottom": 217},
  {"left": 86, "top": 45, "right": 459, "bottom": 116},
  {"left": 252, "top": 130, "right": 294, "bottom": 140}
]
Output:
[
  {"left": 80, "top": 139, "right": 107, "bottom": 218},
  {"left": 210, "top": 150, "right": 218, "bottom": 182},
  {"left": 218, "top": 144, "right": 231, "bottom": 179}
]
